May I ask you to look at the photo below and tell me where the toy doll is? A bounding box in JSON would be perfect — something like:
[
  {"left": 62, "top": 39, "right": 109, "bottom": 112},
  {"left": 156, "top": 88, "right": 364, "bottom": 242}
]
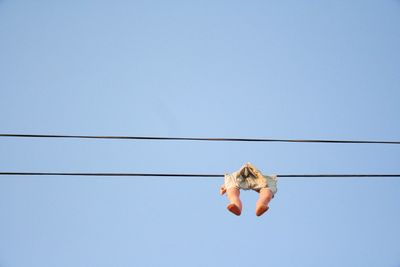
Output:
[{"left": 220, "top": 163, "right": 277, "bottom": 216}]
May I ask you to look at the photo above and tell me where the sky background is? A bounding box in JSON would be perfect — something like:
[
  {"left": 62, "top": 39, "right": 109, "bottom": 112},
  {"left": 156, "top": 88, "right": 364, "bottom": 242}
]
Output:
[{"left": 1, "top": 1, "right": 400, "bottom": 266}]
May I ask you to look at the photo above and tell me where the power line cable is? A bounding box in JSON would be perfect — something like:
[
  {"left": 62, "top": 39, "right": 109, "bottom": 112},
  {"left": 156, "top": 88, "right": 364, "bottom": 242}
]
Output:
[
  {"left": 0, "top": 133, "right": 400, "bottom": 145},
  {"left": 0, "top": 172, "right": 399, "bottom": 178}
]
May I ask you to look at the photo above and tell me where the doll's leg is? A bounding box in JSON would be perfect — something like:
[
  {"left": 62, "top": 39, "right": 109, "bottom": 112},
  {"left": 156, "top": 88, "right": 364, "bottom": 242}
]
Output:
[
  {"left": 226, "top": 187, "right": 242, "bottom": 216},
  {"left": 256, "top": 188, "right": 273, "bottom": 216}
]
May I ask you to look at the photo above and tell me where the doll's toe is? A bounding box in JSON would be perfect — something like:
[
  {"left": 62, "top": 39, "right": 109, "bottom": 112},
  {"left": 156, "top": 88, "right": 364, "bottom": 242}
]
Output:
[
  {"left": 256, "top": 205, "right": 269, "bottom": 216},
  {"left": 227, "top": 203, "right": 241, "bottom": 216}
]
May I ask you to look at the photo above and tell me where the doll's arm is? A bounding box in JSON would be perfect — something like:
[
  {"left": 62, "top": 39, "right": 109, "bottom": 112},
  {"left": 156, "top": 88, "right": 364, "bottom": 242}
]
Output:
[{"left": 220, "top": 185, "right": 227, "bottom": 195}]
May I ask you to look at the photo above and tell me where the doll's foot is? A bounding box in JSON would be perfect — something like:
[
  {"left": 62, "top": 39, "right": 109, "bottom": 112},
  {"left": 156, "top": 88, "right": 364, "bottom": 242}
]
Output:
[
  {"left": 256, "top": 205, "right": 269, "bottom": 216},
  {"left": 227, "top": 203, "right": 241, "bottom": 216}
]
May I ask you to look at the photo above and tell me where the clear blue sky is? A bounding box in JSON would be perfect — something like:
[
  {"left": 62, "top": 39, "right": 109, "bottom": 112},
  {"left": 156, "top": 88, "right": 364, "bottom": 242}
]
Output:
[{"left": 1, "top": 1, "right": 400, "bottom": 266}]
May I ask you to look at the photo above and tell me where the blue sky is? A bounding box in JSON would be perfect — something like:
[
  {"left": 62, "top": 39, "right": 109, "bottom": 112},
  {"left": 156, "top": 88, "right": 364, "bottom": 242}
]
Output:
[{"left": 1, "top": 1, "right": 400, "bottom": 266}]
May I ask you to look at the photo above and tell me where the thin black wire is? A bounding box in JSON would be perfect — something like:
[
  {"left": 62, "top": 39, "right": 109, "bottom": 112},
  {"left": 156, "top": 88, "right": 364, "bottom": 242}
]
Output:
[
  {"left": 0, "top": 172, "right": 399, "bottom": 178},
  {"left": 1, "top": 133, "right": 400, "bottom": 144}
]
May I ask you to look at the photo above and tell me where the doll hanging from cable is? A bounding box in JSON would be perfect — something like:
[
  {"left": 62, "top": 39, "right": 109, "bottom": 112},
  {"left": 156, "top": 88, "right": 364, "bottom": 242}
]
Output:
[{"left": 220, "top": 162, "right": 277, "bottom": 216}]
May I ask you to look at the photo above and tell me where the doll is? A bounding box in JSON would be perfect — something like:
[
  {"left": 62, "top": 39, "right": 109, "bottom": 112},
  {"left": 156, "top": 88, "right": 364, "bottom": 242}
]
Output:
[{"left": 220, "top": 163, "right": 277, "bottom": 216}]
